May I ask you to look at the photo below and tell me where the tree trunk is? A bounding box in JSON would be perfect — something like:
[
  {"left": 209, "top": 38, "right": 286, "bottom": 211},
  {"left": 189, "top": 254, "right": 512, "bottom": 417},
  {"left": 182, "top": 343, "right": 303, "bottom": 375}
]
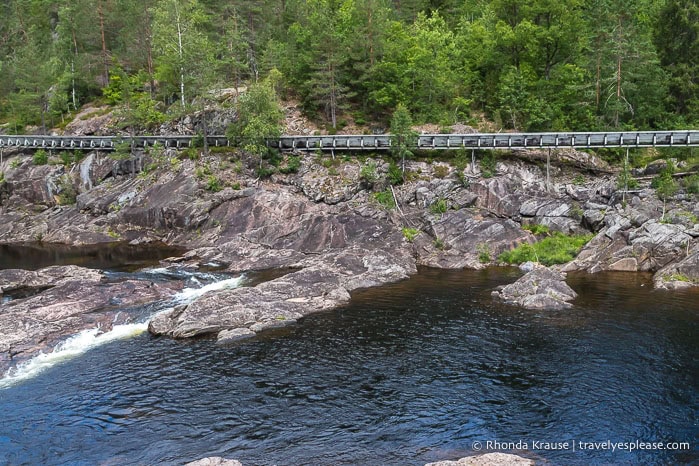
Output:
[
  {"left": 175, "top": 2, "right": 186, "bottom": 108},
  {"left": 98, "top": 0, "right": 109, "bottom": 86}
]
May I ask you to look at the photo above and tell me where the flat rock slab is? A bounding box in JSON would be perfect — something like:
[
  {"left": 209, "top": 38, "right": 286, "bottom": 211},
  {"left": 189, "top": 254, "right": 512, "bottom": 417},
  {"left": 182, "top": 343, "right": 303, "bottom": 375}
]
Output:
[
  {"left": 492, "top": 266, "right": 577, "bottom": 310},
  {"left": 0, "top": 266, "right": 181, "bottom": 373},
  {"left": 185, "top": 458, "right": 242, "bottom": 466},
  {"left": 426, "top": 453, "right": 535, "bottom": 466}
]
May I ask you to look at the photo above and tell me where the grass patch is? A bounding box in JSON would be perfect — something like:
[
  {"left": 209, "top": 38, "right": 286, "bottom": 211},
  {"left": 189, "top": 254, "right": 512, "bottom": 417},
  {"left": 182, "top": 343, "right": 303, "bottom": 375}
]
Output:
[
  {"left": 522, "top": 223, "right": 550, "bottom": 236},
  {"left": 374, "top": 189, "right": 395, "bottom": 209},
  {"left": 430, "top": 198, "right": 448, "bottom": 214},
  {"left": 498, "top": 232, "right": 594, "bottom": 266}
]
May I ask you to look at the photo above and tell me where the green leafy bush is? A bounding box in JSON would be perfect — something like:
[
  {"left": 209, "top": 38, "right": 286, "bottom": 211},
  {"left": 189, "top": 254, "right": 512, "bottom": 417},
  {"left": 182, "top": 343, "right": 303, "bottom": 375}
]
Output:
[
  {"left": 374, "top": 189, "right": 395, "bottom": 209},
  {"left": 477, "top": 243, "right": 491, "bottom": 263},
  {"left": 434, "top": 164, "right": 449, "bottom": 179},
  {"left": 430, "top": 198, "right": 448, "bottom": 214},
  {"left": 33, "top": 149, "right": 48, "bottom": 165},
  {"left": 279, "top": 155, "right": 301, "bottom": 174},
  {"left": 480, "top": 152, "right": 497, "bottom": 178},
  {"left": 498, "top": 232, "right": 593, "bottom": 266},
  {"left": 522, "top": 223, "right": 551, "bottom": 236},
  {"left": 402, "top": 227, "right": 420, "bottom": 242},
  {"left": 360, "top": 161, "right": 378, "bottom": 185},
  {"left": 387, "top": 162, "right": 404, "bottom": 185},
  {"left": 205, "top": 175, "right": 222, "bottom": 192}
]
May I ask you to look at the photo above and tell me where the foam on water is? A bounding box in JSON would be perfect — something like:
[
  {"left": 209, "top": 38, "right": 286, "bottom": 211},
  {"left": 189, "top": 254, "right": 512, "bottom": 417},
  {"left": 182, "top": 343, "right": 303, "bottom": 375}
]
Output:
[
  {"left": 0, "top": 323, "right": 148, "bottom": 388},
  {"left": 0, "top": 273, "right": 244, "bottom": 387}
]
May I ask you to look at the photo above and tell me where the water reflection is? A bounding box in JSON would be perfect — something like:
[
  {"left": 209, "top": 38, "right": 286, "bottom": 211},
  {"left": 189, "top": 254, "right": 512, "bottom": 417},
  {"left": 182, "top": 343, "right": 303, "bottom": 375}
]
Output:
[{"left": 0, "top": 242, "right": 186, "bottom": 271}]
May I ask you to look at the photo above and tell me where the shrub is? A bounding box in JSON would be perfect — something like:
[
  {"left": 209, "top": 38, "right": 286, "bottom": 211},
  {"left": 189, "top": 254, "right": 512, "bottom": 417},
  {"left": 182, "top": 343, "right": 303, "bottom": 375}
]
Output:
[
  {"left": 279, "top": 155, "right": 301, "bottom": 174},
  {"left": 56, "top": 175, "right": 77, "bottom": 205},
  {"left": 374, "top": 189, "right": 395, "bottom": 209},
  {"left": 387, "top": 161, "right": 404, "bottom": 185},
  {"left": 402, "top": 227, "right": 420, "bottom": 242},
  {"left": 360, "top": 161, "right": 378, "bottom": 186},
  {"left": 433, "top": 237, "right": 446, "bottom": 250},
  {"left": 477, "top": 243, "right": 491, "bottom": 263},
  {"left": 33, "top": 149, "right": 48, "bottom": 165},
  {"left": 0, "top": 172, "right": 4, "bottom": 183},
  {"left": 480, "top": 152, "right": 497, "bottom": 178},
  {"left": 522, "top": 223, "right": 551, "bottom": 236},
  {"left": 430, "top": 198, "right": 448, "bottom": 214},
  {"left": 684, "top": 173, "right": 699, "bottom": 195},
  {"left": 205, "top": 175, "right": 222, "bottom": 192},
  {"left": 498, "top": 232, "right": 593, "bottom": 266},
  {"left": 434, "top": 164, "right": 449, "bottom": 179}
]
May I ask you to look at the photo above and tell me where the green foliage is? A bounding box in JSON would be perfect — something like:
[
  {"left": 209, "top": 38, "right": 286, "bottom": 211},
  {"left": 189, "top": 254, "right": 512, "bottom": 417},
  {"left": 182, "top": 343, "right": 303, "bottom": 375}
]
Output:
[
  {"left": 430, "top": 198, "right": 448, "bottom": 214},
  {"left": 60, "top": 151, "right": 77, "bottom": 166},
  {"left": 477, "top": 243, "right": 491, "bottom": 264},
  {"left": 433, "top": 237, "right": 446, "bottom": 250},
  {"left": 205, "top": 175, "right": 222, "bottom": 192},
  {"left": 434, "top": 164, "right": 449, "bottom": 179},
  {"left": 56, "top": 175, "right": 77, "bottom": 205},
  {"left": 387, "top": 162, "right": 404, "bottom": 186},
  {"left": 33, "top": 150, "right": 48, "bottom": 166},
  {"left": 360, "top": 161, "right": 378, "bottom": 186},
  {"left": 195, "top": 165, "right": 212, "bottom": 180},
  {"left": 10, "top": 160, "right": 21, "bottom": 169},
  {"left": 226, "top": 80, "right": 283, "bottom": 160},
  {"left": 0, "top": 172, "right": 4, "bottom": 183},
  {"left": 498, "top": 233, "right": 594, "bottom": 266},
  {"left": 111, "top": 141, "right": 133, "bottom": 161},
  {"left": 374, "top": 189, "right": 396, "bottom": 209},
  {"left": 402, "top": 227, "right": 420, "bottom": 242},
  {"left": 279, "top": 155, "right": 301, "bottom": 174},
  {"left": 390, "top": 103, "right": 417, "bottom": 173},
  {"left": 480, "top": 152, "right": 497, "bottom": 178},
  {"left": 1, "top": 0, "right": 697, "bottom": 134},
  {"left": 684, "top": 173, "right": 699, "bottom": 195},
  {"left": 522, "top": 223, "right": 551, "bottom": 236}
]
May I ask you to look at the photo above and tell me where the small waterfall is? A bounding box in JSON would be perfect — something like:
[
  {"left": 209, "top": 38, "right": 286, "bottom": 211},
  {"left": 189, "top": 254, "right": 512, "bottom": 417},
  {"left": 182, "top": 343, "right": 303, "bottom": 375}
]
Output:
[{"left": 0, "top": 272, "right": 244, "bottom": 388}]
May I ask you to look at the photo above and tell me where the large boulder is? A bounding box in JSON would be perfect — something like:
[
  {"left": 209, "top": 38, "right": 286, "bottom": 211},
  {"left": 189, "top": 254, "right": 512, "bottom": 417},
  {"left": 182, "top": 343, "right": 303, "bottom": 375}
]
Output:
[
  {"left": 425, "top": 453, "right": 534, "bottom": 466},
  {"left": 185, "top": 458, "right": 242, "bottom": 466},
  {"left": 492, "top": 266, "right": 577, "bottom": 310}
]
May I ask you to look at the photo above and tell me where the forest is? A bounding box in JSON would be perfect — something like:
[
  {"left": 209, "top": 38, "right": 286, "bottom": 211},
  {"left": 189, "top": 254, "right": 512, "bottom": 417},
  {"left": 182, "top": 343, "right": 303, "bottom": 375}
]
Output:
[{"left": 0, "top": 0, "right": 697, "bottom": 134}]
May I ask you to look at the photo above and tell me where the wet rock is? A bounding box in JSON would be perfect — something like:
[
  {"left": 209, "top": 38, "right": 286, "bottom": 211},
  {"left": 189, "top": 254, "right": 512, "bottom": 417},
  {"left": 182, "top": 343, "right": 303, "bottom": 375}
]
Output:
[
  {"left": 0, "top": 265, "right": 102, "bottom": 295},
  {"left": 216, "top": 327, "right": 255, "bottom": 344},
  {"left": 185, "top": 458, "right": 243, "bottom": 466},
  {"left": 425, "top": 453, "right": 534, "bottom": 466},
  {"left": 492, "top": 266, "right": 577, "bottom": 310},
  {"left": 653, "top": 247, "right": 699, "bottom": 289},
  {"left": 0, "top": 266, "right": 181, "bottom": 372}
]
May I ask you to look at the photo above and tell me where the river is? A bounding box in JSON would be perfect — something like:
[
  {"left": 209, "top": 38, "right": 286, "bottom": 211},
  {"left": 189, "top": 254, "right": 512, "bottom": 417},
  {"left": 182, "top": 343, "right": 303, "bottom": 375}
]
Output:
[{"left": 0, "top": 256, "right": 697, "bottom": 465}]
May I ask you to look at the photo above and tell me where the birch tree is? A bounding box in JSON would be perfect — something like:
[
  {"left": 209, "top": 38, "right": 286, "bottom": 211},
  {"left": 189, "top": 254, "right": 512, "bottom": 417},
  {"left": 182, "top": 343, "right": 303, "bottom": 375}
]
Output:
[{"left": 152, "top": 0, "right": 213, "bottom": 108}]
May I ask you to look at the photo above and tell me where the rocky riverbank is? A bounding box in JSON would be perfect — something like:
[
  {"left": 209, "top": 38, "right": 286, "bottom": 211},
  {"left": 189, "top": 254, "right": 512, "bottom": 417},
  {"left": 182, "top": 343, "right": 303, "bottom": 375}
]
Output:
[{"left": 1, "top": 127, "right": 698, "bottom": 360}]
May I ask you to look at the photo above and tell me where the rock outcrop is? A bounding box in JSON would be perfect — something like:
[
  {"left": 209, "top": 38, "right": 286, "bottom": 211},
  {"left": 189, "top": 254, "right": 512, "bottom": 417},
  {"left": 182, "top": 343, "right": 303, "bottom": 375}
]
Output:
[
  {"left": 0, "top": 266, "right": 182, "bottom": 373},
  {"left": 425, "top": 453, "right": 535, "bottom": 466},
  {"left": 492, "top": 265, "right": 578, "bottom": 310}
]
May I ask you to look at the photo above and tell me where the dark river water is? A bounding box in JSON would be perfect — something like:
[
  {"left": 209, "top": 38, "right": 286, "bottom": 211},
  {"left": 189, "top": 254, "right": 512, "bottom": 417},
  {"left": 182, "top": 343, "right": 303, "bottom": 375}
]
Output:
[{"left": 0, "top": 266, "right": 697, "bottom": 465}]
